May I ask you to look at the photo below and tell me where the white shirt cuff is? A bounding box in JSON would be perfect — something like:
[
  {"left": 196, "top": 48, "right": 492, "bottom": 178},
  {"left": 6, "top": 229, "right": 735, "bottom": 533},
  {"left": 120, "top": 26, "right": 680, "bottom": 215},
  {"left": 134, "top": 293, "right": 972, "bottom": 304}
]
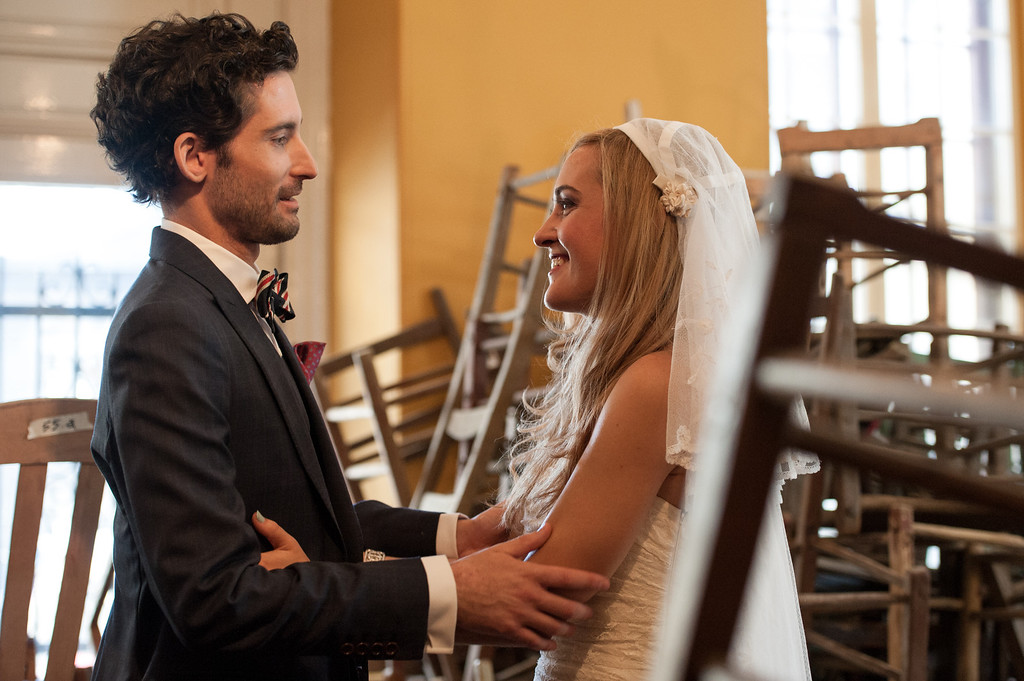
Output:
[
  {"left": 422, "top": 554, "right": 457, "bottom": 654},
  {"left": 436, "top": 512, "right": 461, "bottom": 558}
]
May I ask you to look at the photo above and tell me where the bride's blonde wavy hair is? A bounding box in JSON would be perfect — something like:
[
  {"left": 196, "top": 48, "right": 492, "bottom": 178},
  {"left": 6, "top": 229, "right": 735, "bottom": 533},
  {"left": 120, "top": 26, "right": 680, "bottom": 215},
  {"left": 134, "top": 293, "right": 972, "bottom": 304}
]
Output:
[{"left": 502, "top": 128, "right": 683, "bottom": 535}]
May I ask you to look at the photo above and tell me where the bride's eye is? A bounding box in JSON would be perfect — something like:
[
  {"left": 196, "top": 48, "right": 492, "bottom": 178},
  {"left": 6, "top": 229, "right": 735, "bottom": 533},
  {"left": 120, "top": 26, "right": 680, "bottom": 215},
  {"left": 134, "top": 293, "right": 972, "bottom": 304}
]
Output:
[{"left": 555, "top": 196, "right": 576, "bottom": 216}]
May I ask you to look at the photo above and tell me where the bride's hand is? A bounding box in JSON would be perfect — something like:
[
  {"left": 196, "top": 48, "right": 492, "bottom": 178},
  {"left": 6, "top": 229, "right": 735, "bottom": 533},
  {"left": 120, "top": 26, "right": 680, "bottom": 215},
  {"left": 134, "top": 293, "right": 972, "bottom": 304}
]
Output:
[{"left": 252, "top": 511, "right": 309, "bottom": 570}]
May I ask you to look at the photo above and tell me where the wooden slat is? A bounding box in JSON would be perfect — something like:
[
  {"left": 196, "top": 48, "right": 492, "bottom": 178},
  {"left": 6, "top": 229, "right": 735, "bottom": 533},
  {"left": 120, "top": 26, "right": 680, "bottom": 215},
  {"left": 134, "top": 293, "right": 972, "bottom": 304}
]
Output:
[
  {"left": 0, "top": 397, "right": 101, "bottom": 681},
  {"left": 805, "top": 630, "right": 901, "bottom": 679},
  {"left": 813, "top": 537, "right": 901, "bottom": 584},
  {"left": 778, "top": 118, "right": 942, "bottom": 154},
  {"left": 354, "top": 349, "right": 412, "bottom": 505},
  {"left": 0, "top": 465, "right": 46, "bottom": 681},
  {"left": 800, "top": 592, "right": 904, "bottom": 613},
  {"left": 46, "top": 464, "right": 105, "bottom": 681},
  {"left": 906, "top": 566, "right": 931, "bottom": 681},
  {"left": 887, "top": 505, "right": 913, "bottom": 672}
]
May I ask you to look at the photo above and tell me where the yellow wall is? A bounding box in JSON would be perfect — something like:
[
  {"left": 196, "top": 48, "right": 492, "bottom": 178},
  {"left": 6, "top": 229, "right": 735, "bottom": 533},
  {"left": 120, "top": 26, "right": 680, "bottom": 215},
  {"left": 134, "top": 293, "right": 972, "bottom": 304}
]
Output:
[
  {"left": 330, "top": 0, "right": 769, "bottom": 350},
  {"left": 330, "top": 2, "right": 402, "bottom": 348}
]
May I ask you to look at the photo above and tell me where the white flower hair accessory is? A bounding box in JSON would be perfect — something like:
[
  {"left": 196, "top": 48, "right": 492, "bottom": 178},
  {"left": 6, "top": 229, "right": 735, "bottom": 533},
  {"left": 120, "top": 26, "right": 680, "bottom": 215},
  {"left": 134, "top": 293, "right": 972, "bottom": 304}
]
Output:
[{"left": 659, "top": 179, "right": 698, "bottom": 218}]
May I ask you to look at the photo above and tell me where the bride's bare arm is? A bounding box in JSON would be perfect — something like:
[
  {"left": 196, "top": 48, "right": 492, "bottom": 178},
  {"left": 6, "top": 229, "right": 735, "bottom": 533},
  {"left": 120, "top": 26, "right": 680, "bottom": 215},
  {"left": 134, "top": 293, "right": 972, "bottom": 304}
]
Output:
[{"left": 525, "top": 350, "right": 681, "bottom": 602}]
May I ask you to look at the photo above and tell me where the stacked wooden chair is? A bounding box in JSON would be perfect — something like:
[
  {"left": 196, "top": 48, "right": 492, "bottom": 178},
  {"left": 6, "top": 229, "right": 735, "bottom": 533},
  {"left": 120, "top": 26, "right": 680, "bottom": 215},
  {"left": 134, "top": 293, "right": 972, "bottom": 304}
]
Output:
[
  {"left": 316, "top": 163, "right": 558, "bottom": 681},
  {"left": 412, "top": 163, "right": 557, "bottom": 516},
  {"left": 314, "top": 287, "right": 461, "bottom": 507},
  {"left": 771, "top": 117, "right": 1024, "bottom": 680},
  {"left": 406, "top": 163, "right": 558, "bottom": 681},
  {"left": 653, "top": 173, "right": 1024, "bottom": 681}
]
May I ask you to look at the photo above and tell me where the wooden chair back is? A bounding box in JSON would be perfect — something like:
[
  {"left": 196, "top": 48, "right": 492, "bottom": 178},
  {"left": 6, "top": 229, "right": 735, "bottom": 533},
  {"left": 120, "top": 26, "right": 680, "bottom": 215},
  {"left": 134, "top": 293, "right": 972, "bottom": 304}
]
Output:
[
  {"left": 778, "top": 117, "right": 947, "bottom": 347},
  {"left": 0, "top": 398, "right": 102, "bottom": 681},
  {"left": 315, "top": 288, "right": 460, "bottom": 506},
  {"left": 654, "top": 174, "right": 1024, "bottom": 681},
  {"left": 778, "top": 117, "right": 954, "bottom": 531}
]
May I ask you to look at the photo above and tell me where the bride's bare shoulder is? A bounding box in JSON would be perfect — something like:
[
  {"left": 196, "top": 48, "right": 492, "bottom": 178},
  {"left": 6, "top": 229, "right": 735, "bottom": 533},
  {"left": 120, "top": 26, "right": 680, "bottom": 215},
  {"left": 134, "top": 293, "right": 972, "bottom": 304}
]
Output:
[{"left": 612, "top": 349, "right": 672, "bottom": 394}]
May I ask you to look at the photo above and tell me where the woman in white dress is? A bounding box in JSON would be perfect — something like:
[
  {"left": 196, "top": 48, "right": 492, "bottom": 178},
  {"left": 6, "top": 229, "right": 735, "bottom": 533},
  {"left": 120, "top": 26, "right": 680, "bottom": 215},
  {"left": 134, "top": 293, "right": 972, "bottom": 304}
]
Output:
[{"left": 500, "top": 118, "right": 818, "bottom": 681}]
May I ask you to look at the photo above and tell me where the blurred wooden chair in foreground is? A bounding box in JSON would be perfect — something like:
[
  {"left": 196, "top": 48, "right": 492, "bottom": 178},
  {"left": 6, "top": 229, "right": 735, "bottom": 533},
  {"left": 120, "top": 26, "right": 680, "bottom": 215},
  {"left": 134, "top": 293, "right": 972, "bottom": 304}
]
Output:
[
  {"left": 653, "top": 174, "right": 1024, "bottom": 681},
  {"left": 0, "top": 398, "right": 103, "bottom": 681},
  {"left": 797, "top": 265, "right": 1024, "bottom": 680},
  {"left": 314, "top": 288, "right": 460, "bottom": 507},
  {"left": 775, "top": 117, "right": 1024, "bottom": 679}
]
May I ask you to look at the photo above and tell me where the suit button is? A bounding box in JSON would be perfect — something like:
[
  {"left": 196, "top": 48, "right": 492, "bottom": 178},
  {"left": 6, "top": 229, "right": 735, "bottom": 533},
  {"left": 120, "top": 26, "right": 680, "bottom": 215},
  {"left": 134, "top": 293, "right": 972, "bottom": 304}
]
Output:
[
  {"left": 356, "top": 642, "right": 369, "bottom": 656},
  {"left": 385, "top": 642, "right": 399, "bottom": 656},
  {"left": 341, "top": 643, "right": 354, "bottom": 655}
]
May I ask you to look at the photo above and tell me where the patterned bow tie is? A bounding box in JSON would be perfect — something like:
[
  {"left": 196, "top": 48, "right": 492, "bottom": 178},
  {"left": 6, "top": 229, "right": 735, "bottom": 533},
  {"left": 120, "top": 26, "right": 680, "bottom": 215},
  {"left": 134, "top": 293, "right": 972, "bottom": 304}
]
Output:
[{"left": 255, "top": 269, "right": 295, "bottom": 324}]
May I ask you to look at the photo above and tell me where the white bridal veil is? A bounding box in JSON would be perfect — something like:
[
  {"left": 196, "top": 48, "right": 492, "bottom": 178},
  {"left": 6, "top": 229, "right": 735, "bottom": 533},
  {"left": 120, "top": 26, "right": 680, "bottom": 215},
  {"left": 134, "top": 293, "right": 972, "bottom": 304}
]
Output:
[{"left": 615, "top": 118, "right": 818, "bottom": 681}]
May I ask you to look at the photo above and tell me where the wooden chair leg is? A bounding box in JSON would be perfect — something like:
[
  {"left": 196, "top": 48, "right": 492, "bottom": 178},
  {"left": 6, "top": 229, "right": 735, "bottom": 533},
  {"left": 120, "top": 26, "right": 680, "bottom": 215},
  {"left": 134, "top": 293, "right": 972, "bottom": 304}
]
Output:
[
  {"left": 462, "top": 645, "right": 495, "bottom": 681},
  {"left": 91, "top": 562, "right": 114, "bottom": 649},
  {"left": 888, "top": 504, "right": 915, "bottom": 674},
  {"left": 959, "top": 544, "right": 984, "bottom": 681},
  {"left": 906, "top": 565, "right": 931, "bottom": 681},
  {"left": 985, "top": 561, "right": 1024, "bottom": 676},
  {"left": 382, "top": 659, "right": 407, "bottom": 680},
  {"left": 792, "top": 467, "right": 824, "bottom": 594}
]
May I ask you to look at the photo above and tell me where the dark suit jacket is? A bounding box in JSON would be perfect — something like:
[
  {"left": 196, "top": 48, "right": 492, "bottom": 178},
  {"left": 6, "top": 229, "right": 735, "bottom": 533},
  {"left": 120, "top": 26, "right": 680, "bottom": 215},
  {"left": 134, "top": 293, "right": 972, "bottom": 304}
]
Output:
[{"left": 91, "top": 227, "right": 442, "bottom": 681}]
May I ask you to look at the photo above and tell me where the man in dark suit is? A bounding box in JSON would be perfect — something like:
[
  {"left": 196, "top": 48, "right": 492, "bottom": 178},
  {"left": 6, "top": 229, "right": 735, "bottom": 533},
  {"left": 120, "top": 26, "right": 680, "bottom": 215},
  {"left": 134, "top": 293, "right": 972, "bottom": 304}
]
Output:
[{"left": 89, "top": 12, "right": 607, "bottom": 681}]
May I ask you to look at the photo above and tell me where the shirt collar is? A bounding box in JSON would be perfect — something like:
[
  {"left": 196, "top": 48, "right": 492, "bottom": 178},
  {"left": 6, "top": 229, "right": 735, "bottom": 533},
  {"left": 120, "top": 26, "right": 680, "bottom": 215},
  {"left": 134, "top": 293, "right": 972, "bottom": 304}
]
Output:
[{"left": 160, "top": 219, "right": 259, "bottom": 301}]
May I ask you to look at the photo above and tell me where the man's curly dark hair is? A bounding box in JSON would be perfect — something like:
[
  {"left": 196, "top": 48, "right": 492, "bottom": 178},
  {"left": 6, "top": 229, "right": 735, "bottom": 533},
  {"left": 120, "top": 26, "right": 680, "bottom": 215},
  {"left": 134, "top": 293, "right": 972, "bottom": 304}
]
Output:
[{"left": 91, "top": 12, "right": 298, "bottom": 205}]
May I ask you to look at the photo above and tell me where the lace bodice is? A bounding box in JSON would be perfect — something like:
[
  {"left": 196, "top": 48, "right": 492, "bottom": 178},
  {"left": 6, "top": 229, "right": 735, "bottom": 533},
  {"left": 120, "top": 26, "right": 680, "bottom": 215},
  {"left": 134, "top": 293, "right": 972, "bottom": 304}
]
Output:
[
  {"left": 533, "top": 494, "right": 812, "bottom": 681},
  {"left": 534, "top": 496, "right": 682, "bottom": 681}
]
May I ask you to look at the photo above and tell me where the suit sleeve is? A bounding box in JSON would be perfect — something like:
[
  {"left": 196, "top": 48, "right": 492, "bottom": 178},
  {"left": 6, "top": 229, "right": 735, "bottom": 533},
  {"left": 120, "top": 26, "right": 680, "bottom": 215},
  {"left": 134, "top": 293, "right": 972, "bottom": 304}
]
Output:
[
  {"left": 354, "top": 500, "right": 444, "bottom": 557},
  {"left": 96, "top": 293, "right": 430, "bottom": 658}
]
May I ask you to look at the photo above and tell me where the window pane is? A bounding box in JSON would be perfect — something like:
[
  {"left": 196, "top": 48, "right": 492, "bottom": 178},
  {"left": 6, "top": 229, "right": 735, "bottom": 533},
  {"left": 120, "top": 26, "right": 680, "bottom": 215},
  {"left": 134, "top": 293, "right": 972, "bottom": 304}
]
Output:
[
  {"left": 0, "top": 183, "right": 157, "bottom": 401},
  {"left": 769, "top": 0, "right": 1017, "bottom": 338}
]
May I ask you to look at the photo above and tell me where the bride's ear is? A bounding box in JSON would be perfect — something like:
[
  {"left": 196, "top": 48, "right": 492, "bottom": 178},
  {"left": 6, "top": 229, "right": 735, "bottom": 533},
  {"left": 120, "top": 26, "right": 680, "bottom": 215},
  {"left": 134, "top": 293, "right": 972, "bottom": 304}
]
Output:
[{"left": 173, "top": 132, "right": 213, "bottom": 185}]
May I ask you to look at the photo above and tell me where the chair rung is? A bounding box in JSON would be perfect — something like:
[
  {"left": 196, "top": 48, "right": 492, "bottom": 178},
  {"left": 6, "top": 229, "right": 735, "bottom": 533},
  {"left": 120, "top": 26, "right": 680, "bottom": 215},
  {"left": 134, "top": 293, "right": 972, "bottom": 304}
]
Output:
[
  {"left": 799, "top": 591, "right": 901, "bottom": 612},
  {"left": 344, "top": 461, "right": 390, "bottom": 480},
  {"left": 480, "top": 309, "right": 520, "bottom": 324},
  {"left": 479, "top": 335, "right": 511, "bottom": 352},
  {"left": 804, "top": 630, "right": 900, "bottom": 678},
  {"left": 383, "top": 377, "right": 451, "bottom": 405},
  {"left": 381, "top": 365, "right": 454, "bottom": 393},
  {"left": 392, "top": 407, "right": 444, "bottom": 433},
  {"left": 324, "top": 404, "right": 373, "bottom": 422}
]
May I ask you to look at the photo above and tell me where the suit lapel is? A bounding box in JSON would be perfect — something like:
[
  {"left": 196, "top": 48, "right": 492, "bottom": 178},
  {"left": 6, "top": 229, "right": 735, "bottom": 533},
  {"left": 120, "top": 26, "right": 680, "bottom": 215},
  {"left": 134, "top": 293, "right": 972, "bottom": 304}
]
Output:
[{"left": 149, "top": 228, "right": 357, "bottom": 556}]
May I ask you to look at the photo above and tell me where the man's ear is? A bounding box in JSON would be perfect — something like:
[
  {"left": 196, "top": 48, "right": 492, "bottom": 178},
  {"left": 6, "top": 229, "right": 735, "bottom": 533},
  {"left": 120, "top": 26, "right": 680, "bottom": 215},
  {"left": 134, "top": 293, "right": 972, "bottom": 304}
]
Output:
[{"left": 173, "top": 132, "right": 214, "bottom": 184}]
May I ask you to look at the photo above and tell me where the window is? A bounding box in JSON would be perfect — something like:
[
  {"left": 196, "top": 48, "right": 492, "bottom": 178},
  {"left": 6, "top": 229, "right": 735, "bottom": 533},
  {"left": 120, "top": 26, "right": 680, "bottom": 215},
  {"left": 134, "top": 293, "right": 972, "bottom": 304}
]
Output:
[
  {"left": 0, "top": 183, "right": 157, "bottom": 401},
  {"left": 767, "top": 0, "right": 1018, "bottom": 359}
]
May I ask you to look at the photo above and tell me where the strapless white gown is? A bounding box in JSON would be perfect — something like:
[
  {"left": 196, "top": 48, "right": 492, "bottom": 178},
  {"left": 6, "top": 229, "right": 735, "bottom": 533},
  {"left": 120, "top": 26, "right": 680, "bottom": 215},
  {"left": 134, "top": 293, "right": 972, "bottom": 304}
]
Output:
[{"left": 533, "top": 496, "right": 811, "bottom": 681}]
